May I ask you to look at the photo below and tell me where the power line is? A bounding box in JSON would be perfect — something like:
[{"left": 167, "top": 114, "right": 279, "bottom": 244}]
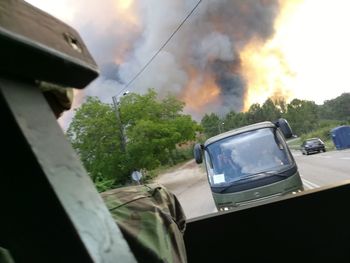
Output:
[{"left": 113, "top": 0, "right": 202, "bottom": 98}]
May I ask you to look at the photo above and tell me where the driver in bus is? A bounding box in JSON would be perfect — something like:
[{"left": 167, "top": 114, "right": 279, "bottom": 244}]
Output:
[{"left": 217, "top": 147, "right": 242, "bottom": 181}]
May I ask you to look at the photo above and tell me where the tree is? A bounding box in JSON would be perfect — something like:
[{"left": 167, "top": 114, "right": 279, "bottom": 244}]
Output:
[
  {"left": 120, "top": 89, "right": 200, "bottom": 169},
  {"left": 201, "top": 113, "right": 221, "bottom": 137},
  {"left": 246, "top": 99, "right": 283, "bottom": 124},
  {"left": 319, "top": 93, "right": 350, "bottom": 121},
  {"left": 260, "top": 98, "right": 282, "bottom": 121},
  {"left": 284, "top": 98, "right": 319, "bottom": 135},
  {"left": 66, "top": 97, "right": 128, "bottom": 186},
  {"left": 222, "top": 111, "right": 250, "bottom": 131},
  {"left": 246, "top": 103, "right": 263, "bottom": 123},
  {"left": 200, "top": 96, "right": 323, "bottom": 139}
]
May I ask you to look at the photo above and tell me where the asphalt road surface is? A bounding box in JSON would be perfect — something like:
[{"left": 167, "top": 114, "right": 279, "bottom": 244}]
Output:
[
  {"left": 156, "top": 149, "right": 350, "bottom": 219},
  {"left": 294, "top": 149, "right": 350, "bottom": 190}
]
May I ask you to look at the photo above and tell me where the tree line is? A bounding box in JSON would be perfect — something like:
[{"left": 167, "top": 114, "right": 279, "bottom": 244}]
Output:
[{"left": 201, "top": 93, "right": 350, "bottom": 138}]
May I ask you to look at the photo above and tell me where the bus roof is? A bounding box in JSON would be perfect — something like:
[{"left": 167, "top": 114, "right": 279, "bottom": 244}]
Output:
[{"left": 204, "top": 121, "right": 276, "bottom": 147}]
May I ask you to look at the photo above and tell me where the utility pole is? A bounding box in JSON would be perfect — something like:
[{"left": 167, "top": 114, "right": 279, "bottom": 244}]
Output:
[{"left": 112, "top": 91, "right": 129, "bottom": 152}]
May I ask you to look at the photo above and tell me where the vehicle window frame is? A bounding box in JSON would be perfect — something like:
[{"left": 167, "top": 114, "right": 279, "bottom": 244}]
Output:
[{"left": 204, "top": 127, "right": 294, "bottom": 187}]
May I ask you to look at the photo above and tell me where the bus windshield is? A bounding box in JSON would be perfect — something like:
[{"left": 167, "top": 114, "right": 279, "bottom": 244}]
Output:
[{"left": 204, "top": 128, "right": 293, "bottom": 186}]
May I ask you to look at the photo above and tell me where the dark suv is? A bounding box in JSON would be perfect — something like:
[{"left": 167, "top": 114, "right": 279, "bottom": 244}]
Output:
[{"left": 301, "top": 138, "right": 326, "bottom": 155}]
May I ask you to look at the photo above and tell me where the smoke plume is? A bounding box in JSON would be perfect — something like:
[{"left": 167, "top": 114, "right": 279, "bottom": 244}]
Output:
[{"left": 27, "top": 0, "right": 280, "bottom": 127}]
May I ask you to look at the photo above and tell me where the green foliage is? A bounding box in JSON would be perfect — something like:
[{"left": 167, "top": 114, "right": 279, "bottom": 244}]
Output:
[
  {"left": 120, "top": 89, "right": 200, "bottom": 170},
  {"left": 300, "top": 126, "right": 335, "bottom": 151},
  {"left": 286, "top": 138, "right": 302, "bottom": 150},
  {"left": 299, "top": 119, "right": 350, "bottom": 151},
  {"left": 94, "top": 176, "right": 115, "bottom": 193},
  {"left": 172, "top": 144, "right": 196, "bottom": 164},
  {"left": 246, "top": 103, "right": 263, "bottom": 123},
  {"left": 260, "top": 98, "right": 282, "bottom": 121},
  {"left": 67, "top": 97, "right": 127, "bottom": 184},
  {"left": 318, "top": 93, "right": 350, "bottom": 121},
  {"left": 200, "top": 113, "right": 221, "bottom": 137},
  {"left": 200, "top": 93, "right": 349, "bottom": 145},
  {"left": 245, "top": 98, "right": 283, "bottom": 124},
  {"left": 300, "top": 126, "right": 332, "bottom": 144},
  {"left": 67, "top": 90, "right": 200, "bottom": 190},
  {"left": 224, "top": 111, "right": 249, "bottom": 131},
  {"left": 201, "top": 98, "right": 284, "bottom": 138},
  {"left": 284, "top": 99, "right": 319, "bottom": 135}
]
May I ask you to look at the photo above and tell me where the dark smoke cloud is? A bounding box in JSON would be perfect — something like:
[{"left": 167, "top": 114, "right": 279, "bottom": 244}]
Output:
[
  {"left": 183, "top": 0, "right": 279, "bottom": 115},
  {"left": 100, "top": 63, "right": 123, "bottom": 83},
  {"left": 211, "top": 59, "right": 246, "bottom": 113}
]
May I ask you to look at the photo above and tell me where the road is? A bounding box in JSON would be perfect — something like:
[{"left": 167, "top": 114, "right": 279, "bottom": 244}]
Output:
[
  {"left": 156, "top": 161, "right": 217, "bottom": 219},
  {"left": 155, "top": 149, "right": 350, "bottom": 219},
  {"left": 294, "top": 149, "right": 350, "bottom": 189}
]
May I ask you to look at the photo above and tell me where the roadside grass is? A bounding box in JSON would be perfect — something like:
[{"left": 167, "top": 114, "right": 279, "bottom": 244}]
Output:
[
  {"left": 287, "top": 123, "right": 341, "bottom": 152},
  {"left": 299, "top": 125, "right": 336, "bottom": 151},
  {"left": 324, "top": 140, "right": 336, "bottom": 151},
  {"left": 288, "top": 137, "right": 335, "bottom": 152},
  {"left": 151, "top": 160, "right": 192, "bottom": 179},
  {"left": 146, "top": 146, "right": 195, "bottom": 182},
  {"left": 286, "top": 138, "right": 302, "bottom": 151}
]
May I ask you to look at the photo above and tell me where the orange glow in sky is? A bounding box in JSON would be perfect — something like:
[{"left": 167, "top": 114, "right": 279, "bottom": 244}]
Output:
[{"left": 242, "top": 0, "right": 350, "bottom": 109}]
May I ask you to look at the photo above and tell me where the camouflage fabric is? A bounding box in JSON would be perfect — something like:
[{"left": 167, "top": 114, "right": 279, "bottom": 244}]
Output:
[
  {"left": 0, "top": 247, "right": 14, "bottom": 263},
  {"left": 39, "top": 81, "right": 74, "bottom": 118},
  {"left": 101, "top": 183, "right": 187, "bottom": 263}
]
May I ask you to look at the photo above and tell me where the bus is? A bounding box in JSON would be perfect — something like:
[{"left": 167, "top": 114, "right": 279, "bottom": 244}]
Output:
[{"left": 194, "top": 119, "right": 304, "bottom": 211}]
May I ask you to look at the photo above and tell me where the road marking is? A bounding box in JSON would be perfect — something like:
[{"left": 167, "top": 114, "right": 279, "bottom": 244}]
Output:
[
  {"left": 318, "top": 156, "right": 332, "bottom": 158},
  {"left": 340, "top": 157, "right": 350, "bottom": 160},
  {"left": 301, "top": 177, "right": 320, "bottom": 190}
]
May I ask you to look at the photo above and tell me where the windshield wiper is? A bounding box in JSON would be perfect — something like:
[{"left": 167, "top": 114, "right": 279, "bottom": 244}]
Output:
[
  {"left": 217, "top": 170, "right": 291, "bottom": 193},
  {"left": 217, "top": 173, "right": 266, "bottom": 193}
]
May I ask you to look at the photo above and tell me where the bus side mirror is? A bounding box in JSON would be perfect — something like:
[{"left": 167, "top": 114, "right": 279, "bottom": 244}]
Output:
[
  {"left": 193, "top": 143, "right": 203, "bottom": 164},
  {"left": 274, "top": 118, "right": 293, "bottom": 139}
]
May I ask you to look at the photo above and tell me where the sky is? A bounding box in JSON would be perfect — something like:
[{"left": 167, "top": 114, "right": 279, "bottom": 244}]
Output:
[{"left": 25, "top": 0, "right": 350, "bottom": 129}]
